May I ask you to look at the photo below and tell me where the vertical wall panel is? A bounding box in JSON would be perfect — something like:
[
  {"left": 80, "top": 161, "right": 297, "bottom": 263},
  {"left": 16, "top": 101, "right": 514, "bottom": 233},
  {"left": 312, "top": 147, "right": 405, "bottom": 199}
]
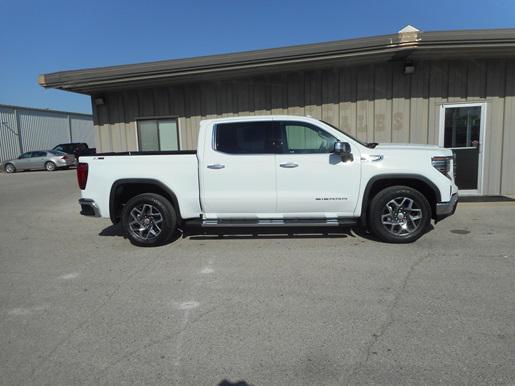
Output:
[
  {"left": 467, "top": 59, "right": 487, "bottom": 100},
  {"left": 356, "top": 65, "right": 374, "bottom": 142},
  {"left": 235, "top": 80, "right": 252, "bottom": 115},
  {"left": 184, "top": 84, "right": 202, "bottom": 150},
  {"left": 321, "top": 68, "right": 339, "bottom": 126},
  {"left": 428, "top": 61, "right": 448, "bottom": 144},
  {"left": 70, "top": 116, "right": 95, "bottom": 147},
  {"left": 501, "top": 60, "right": 515, "bottom": 194},
  {"left": 287, "top": 72, "right": 305, "bottom": 116},
  {"left": 201, "top": 82, "right": 218, "bottom": 118},
  {"left": 484, "top": 59, "right": 506, "bottom": 195},
  {"left": 392, "top": 63, "right": 411, "bottom": 142},
  {"left": 96, "top": 103, "right": 111, "bottom": 152},
  {"left": 0, "top": 106, "right": 21, "bottom": 161},
  {"left": 373, "top": 64, "right": 392, "bottom": 142},
  {"left": 123, "top": 90, "right": 139, "bottom": 151},
  {"left": 304, "top": 70, "right": 322, "bottom": 119},
  {"left": 271, "top": 74, "right": 287, "bottom": 115},
  {"left": 107, "top": 93, "right": 126, "bottom": 152},
  {"left": 18, "top": 110, "right": 70, "bottom": 151},
  {"left": 447, "top": 61, "right": 468, "bottom": 102},
  {"left": 339, "top": 67, "right": 357, "bottom": 137},
  {"left": 409, "top": 61, "right": 430, "bottom": 144}
]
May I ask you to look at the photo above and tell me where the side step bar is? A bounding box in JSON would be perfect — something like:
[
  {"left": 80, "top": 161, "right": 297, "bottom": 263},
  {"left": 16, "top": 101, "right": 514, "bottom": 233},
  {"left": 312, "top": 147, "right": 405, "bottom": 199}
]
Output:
[{"left": 200, "top": 218, "right": 357, "bottom": 228}]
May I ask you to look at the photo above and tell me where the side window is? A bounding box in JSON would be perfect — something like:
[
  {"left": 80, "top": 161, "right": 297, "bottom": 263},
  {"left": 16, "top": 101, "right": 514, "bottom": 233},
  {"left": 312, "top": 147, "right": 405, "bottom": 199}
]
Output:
[
  {"left": 215, "top": 121, "right": 277, "bottom": 154},
  {"left": 20, "top": 152, "right": 31, "bottom": 159},
  {"left": 33, "top": 151, "right": 46, "bottom": 157},
  {"left": 54, "top": 146, "right": 64, "bottom": 152},
  {"left": 282, "top": 122, "right": 337, "bottom": 154}
]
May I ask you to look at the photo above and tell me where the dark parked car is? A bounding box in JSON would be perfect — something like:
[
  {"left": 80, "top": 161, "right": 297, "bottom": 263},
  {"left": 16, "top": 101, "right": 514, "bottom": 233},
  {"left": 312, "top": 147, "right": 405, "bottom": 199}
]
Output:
[{"left": 52, "top": 143, "right": 96, "bottom": 160}]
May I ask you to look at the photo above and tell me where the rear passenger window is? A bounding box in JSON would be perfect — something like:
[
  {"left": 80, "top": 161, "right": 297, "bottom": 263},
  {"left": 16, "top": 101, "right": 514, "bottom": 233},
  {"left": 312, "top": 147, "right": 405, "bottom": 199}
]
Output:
[{"left": 215, "top": 121, "right": 277, "bottom": 154}]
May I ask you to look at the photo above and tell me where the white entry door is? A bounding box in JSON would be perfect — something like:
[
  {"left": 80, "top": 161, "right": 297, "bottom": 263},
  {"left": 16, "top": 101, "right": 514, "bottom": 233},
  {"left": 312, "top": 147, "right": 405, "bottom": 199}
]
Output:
[{"left": 439, "top": 103, "right": 486, "bottom": 195}]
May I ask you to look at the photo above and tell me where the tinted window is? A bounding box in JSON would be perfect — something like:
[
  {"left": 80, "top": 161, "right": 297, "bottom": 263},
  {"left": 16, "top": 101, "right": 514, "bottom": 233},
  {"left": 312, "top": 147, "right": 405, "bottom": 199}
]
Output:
[
  {"left": 215, "top": 121, "right": 277, "bottom": 154},
  {"left": 48, "top": 150, "right": 65, "bottom": 156},
  {"left": 19, "top": 152, "right": 31, "bottom": 159},
  {"left": 32, "top": 151, "right": 47, "bottom": 157},
  {"left": 281, "top": 122, "right": 337, "bottom": 154},
  {"left": 444, "top": 106, "right": 481, "bottom": 148}
]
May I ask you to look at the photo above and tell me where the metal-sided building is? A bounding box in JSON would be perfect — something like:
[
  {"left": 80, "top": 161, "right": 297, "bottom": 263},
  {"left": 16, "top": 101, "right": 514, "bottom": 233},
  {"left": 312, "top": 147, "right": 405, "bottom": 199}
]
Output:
[
  {"left": 0, "top": 104, "right": 94, "bottom": 162},
  {"left": 39, "top": 27, "right": 515, "bottom": 196}
]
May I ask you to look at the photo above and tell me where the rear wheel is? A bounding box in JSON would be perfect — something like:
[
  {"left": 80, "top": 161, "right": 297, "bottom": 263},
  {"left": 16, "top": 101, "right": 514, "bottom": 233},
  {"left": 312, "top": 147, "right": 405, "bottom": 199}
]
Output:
[
  {"left": 4, "top": 163, "right": 16, "bottom": 173},
  {"left": 121, "top": 193, "right": 177, "bottom": 247},
  {"left": 45, "top": 161, "right": 56, "bottom": 171},
  {"left": 368, "top": 185, "right": 431, "bottom": 243}
]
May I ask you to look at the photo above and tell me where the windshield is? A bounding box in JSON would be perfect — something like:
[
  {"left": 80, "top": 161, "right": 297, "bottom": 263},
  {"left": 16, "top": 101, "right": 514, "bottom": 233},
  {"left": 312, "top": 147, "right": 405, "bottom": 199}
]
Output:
[{"left": 320, "top": 120, "right": 377, "bottom": 148}]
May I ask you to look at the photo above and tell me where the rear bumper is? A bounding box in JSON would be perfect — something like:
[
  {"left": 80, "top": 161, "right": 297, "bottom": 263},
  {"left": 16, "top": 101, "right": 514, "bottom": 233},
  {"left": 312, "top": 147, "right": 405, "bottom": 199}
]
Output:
[
  {"left": 435, "top": 193, "right": 458, "bottom": 222},
  {"left": 79, "top": 198, "right": 101, "bottom": 217}
]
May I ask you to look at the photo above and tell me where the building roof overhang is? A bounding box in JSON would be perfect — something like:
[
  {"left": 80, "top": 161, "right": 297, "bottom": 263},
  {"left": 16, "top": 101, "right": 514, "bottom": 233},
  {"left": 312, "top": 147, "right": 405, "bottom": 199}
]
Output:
[{"left": 38, "top": 28, "right": 515, "bottom": 95}]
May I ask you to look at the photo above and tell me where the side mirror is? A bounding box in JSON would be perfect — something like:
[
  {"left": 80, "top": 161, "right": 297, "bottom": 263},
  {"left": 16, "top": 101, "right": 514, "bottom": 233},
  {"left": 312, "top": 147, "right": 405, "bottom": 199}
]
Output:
[
  {"left": 333, "top": 141, "right": 351, "bottom": 155},
  {"left": 333, "top": 141, "right": 353, "bottom": 162}
]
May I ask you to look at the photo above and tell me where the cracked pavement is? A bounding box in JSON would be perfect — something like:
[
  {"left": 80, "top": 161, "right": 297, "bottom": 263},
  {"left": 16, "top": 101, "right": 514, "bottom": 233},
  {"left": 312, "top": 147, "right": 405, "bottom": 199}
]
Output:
[{"left": 1, "top": 170, "right": 515, "bottom": 385}]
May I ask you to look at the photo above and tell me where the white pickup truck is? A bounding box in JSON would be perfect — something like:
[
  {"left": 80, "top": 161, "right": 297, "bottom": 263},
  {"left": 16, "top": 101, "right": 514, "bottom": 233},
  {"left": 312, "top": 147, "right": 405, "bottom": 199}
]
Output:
[{"left": 77, "top": 115, "right": 458, "bottom": 246}]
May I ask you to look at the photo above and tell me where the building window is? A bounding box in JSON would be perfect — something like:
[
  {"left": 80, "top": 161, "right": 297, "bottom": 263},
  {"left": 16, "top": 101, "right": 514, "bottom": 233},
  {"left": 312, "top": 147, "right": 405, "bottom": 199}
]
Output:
[{"left": 137, "top": 119, "right": 179, "bottom": 151}]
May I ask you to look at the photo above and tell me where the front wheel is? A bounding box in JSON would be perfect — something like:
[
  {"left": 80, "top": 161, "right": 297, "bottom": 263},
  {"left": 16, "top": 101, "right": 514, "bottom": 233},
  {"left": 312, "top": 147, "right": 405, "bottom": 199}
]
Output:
[
  {"left": 121, "top": 193, "right": 177, "bottom": 247},
  {"left": 368, "top": 186, "right": 431, "bottom": 243}
]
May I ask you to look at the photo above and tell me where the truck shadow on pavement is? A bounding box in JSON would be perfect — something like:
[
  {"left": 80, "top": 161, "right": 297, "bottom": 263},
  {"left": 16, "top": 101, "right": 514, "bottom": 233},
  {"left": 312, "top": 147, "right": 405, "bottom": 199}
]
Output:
[
  {"left": 98, "top": 223, "right": 368, "bottom": 242},
  {"left": 98, "top": 223, "right": 434, "bottom": 244}
]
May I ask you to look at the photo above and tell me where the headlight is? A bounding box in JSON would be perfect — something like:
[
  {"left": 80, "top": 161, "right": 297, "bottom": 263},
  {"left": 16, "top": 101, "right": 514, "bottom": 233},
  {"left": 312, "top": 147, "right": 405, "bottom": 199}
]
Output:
[{"left": 431, "top": 156, "right": 452, "bottom": 179}]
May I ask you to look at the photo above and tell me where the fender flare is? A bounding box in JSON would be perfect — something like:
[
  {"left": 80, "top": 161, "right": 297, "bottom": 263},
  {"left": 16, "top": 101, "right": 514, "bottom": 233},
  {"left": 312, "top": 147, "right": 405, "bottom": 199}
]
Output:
[
  {"left": 109, "top": 178, "right": 181, "bottom": 223},
  {"left": 360, "top": 174, "right": 442, "bottom": 224}
]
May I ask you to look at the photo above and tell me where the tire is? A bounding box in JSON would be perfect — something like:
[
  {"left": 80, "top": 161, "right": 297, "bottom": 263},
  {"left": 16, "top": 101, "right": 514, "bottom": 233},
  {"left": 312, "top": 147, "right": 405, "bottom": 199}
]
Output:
[
  {"left": 45, "top": 161, "right": 56, "bottom": 171},
  {"left": 368, "top": 185, "right": 431, "bottom": 243},
  {"left": 121, "top": 193, "right": 177, "bottom": 247},
  {"left": 4, "top": 163, "right": 16, "bottom": 173}
]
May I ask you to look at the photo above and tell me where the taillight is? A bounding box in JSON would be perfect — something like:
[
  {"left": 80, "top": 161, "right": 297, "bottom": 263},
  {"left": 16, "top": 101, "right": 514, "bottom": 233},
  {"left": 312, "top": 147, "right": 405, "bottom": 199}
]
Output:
[
  {"left": 62, "top": 155, "right": 70, "bottom": 160},
  {"left": 77, "top": 162, "right": 88, "bottom": 190}
]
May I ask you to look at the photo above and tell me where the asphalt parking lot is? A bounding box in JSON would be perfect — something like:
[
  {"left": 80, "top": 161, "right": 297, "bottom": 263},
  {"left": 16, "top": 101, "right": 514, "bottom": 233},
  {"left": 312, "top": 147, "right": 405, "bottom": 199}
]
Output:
[{"left": 1, "top": 170, "right": 514, "bottom": 385}]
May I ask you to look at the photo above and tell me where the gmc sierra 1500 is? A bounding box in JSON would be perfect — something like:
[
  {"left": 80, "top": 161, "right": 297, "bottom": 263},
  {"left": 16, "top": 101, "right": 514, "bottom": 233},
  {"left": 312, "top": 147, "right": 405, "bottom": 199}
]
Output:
[{"left": 77, "top": 115, "right": 458, "bottom": 246}]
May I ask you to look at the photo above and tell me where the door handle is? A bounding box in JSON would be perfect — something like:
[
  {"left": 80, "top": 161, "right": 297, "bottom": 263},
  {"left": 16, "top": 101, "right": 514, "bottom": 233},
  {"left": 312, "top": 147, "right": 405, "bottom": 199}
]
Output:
[
  {"left": 279, "top": 162, "right": 298, "bottom": 168},
  {"left": 207, "top": 163, "right": 225, "bottom": 169}
]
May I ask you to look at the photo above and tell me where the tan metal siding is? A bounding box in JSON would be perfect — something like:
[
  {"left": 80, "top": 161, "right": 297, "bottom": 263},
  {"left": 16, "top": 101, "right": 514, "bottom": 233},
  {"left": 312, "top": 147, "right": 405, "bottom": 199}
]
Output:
[
  {"left": 484, "top": 60, "right": 506, "bottom": 195},
  {"left": 502, "top": 60, "right": 515, "bottom": 194},
  {"left": 92, "top": 59, "right": 515, "bottom": 194}
]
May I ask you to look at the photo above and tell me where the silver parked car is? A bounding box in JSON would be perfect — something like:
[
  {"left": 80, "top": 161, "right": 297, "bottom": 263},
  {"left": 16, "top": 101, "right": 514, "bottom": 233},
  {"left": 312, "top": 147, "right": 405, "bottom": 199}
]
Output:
[{"left": 2, "top": 150, "right": 76, "bottom": 173}]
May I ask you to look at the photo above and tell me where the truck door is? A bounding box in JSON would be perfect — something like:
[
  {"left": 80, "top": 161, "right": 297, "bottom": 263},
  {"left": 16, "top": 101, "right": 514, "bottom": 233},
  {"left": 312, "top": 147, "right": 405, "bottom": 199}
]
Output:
[
  {"left": 275, "top": 121, "right": 361, "bottom": 217},
  {"left": 200, "top": 120, "right": 279, "bottom": 217}
]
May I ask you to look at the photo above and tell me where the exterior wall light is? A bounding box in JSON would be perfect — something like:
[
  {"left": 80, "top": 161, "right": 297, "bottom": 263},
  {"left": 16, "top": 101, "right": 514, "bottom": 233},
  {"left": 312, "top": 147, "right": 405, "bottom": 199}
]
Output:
[
  {"left": 94, "top": 97, "right": 105, "bottom": 106},
  {"left": 403, "top": 62, "right": 415, "bottom": 75}
]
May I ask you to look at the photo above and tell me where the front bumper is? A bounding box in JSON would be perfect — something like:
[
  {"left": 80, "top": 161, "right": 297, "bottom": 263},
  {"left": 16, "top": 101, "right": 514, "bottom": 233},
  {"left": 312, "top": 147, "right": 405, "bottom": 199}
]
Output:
[
  {"left": 79, "top": 198, "right": 101, "bottom": 217},
  {"left": 435, "top": 193, "right": 458, "bottom": 222}
]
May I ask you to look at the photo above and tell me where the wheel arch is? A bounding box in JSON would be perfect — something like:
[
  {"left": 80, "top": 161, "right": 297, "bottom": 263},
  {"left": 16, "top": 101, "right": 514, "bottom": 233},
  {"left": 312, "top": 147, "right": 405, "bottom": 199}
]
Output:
[
  {"left": 109, "top": 178, "right": 182, "bottom": 224},
  {"left": 360, "top": 174, "right": 442, "bottom": 225}
]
